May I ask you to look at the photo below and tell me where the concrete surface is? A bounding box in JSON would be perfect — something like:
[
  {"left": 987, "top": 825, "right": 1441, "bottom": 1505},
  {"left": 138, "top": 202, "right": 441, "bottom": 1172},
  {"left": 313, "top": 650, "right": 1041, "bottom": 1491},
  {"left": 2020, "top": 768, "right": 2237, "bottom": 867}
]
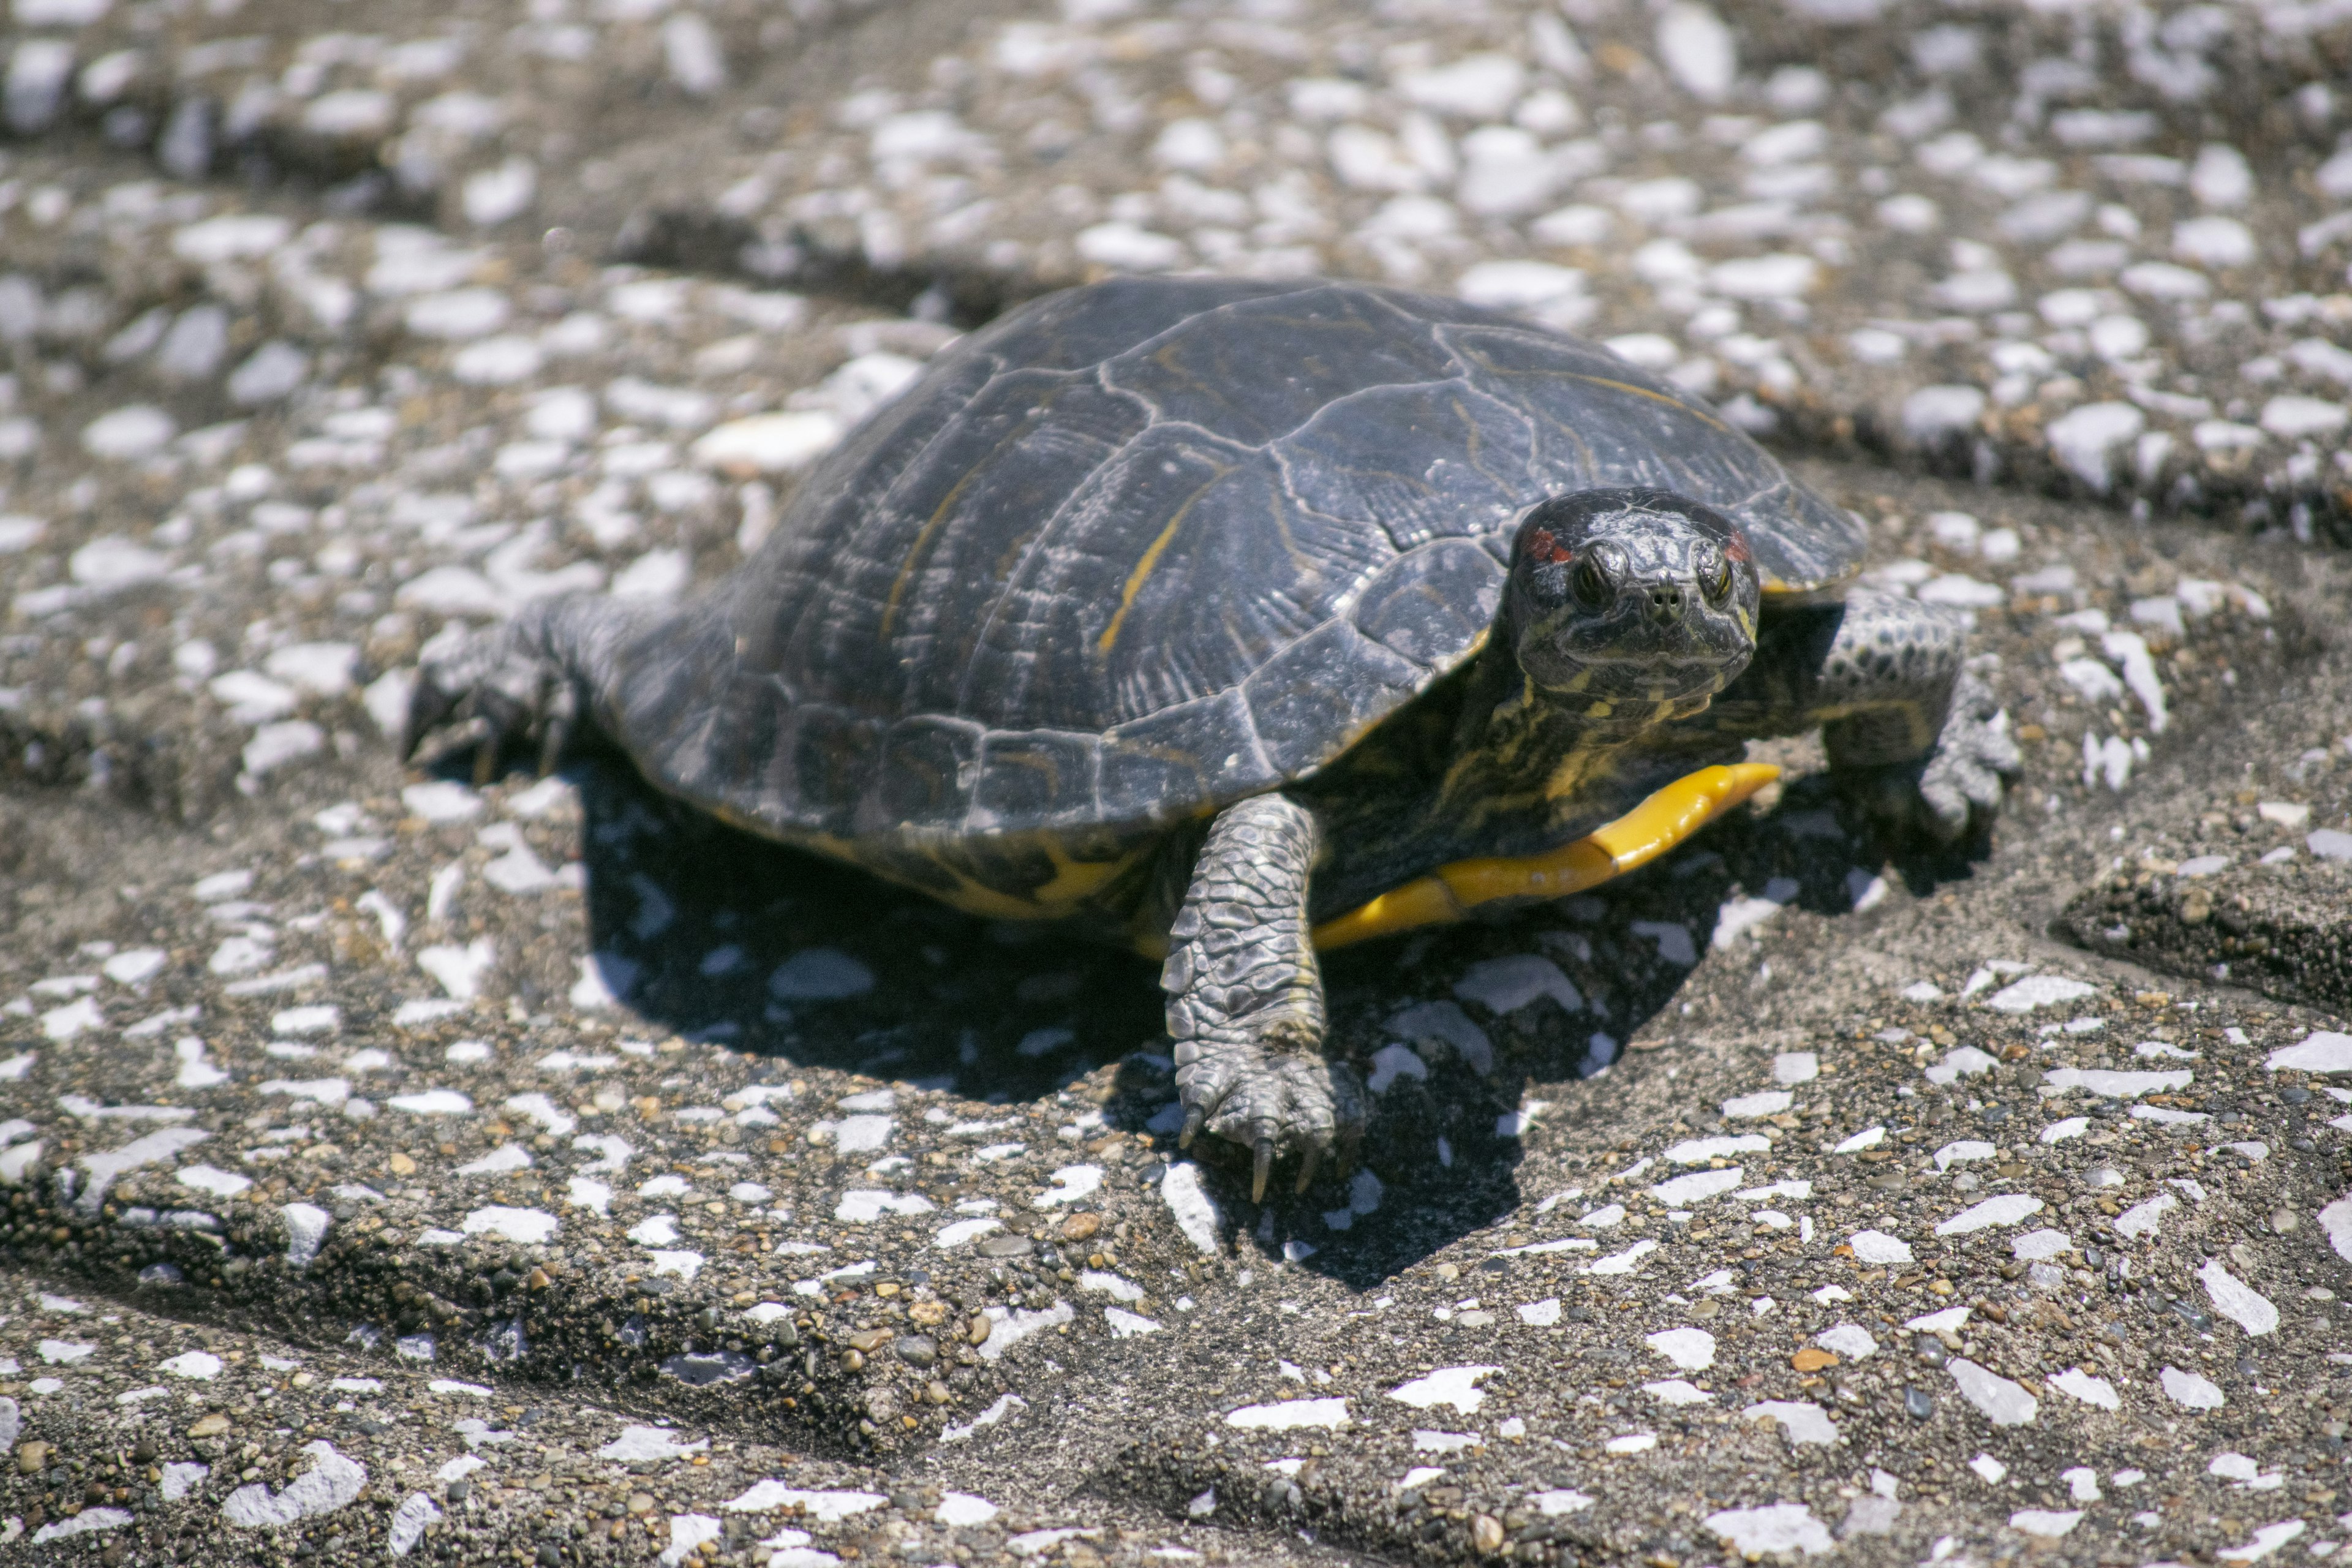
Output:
[{"left": 1, "top": 0, "right": 2350, "bottom": 1564}]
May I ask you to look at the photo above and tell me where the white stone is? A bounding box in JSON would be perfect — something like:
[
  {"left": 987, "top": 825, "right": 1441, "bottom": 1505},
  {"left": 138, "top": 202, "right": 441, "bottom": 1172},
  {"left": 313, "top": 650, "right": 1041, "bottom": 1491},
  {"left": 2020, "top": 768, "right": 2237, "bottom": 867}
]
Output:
[
  {"left": 1936, "top": 1194, "right": 2043, "bottom": 1235},
  {"left": 661, "top": 13, "right": 725, "bottom": 93},
  {"left": 720, "top": 1482, "right": 881, "bottom": 1521},
  {"left": 1160, "top": 1161, "right": 1221, "bottom": 1253},
  {"left": 462, "top": 1206, "right": 558, "bottom": 1244},
  {"left": 693, "top": 412, "right": 844, "bottom": 475},
  {"left": 2045, "top": 1067, "right": 2190, "bottom": 1097},
  {"left": 1396, "top": 54, "right": 1524, "bottom": 119},
  {"left": 1665, "top": 1137, "right": 1770, "bottom": 1166},
  {"left": 767, "top": 948, "right": 872, "bottom": 1000},
  {"left": 1387, "top": 1365, "right": 1497, "bottom": 1413},
  {"left": 302, "top": 90, "right": 395, "bottom": 139},
  {"left": 452, "top": 337, "right": 545, "bottom": 386},
  {"left": 1948, "top": 1359, "right": 2037, "bottom": 1425},
  {"left": 1456, "top": 260, "right": 1587, "bottom": 314},
  {"left": 2011, "top": 1229, "right": 2071, "bottom": 1260},
  {"left": 2112, "top": 1192, "right": 2176, "bottom": 1240},
  {"left": 2160, "top": 1365, "right": 2225, "bottom": 1409},
  {"left": 456, "top": 1144, "right": 533, "bottom": 1177},
  {"left": 159, "top": 1350, "right": 223, "bottom": 1380},
  {"left": 1709, "top": 254, "right": 1816, "bottom": 301},
  {"left": 225, "top": 341, "right": 309, "bottom": 406},
  {"left": 1033, "top": 1165, "right": 1101, "bottom": 1208},
  {"left": 171, "top": 214, "right": 293, "bottom": 266},
  {"left": 390, "top": 1089, "right": 474, "bottom": 1115},
  {"left": 1746, "top": 1401, "right": 1839, "bottom": 1446},
  {"left": 388, "top": 1493, "right": 442, "bottom": 1557},
  {"left": 1815, "top": 1324, "right": 1878, "bottom": 1359},
  {"left": 1649, "top": 1168, "right": 1744, "bottom": 1206},
  {"left": 30, "top": 1509, "right": 135, "bottom": 1545},
  {"left": 1845, "top": 1229, "right": 1912, "bottom": 1265},
  {"left": 598, "top": 1427, "right": 708, "bottom": 1463},
  {"left": 1453, "top": 956, "right": 1580, "bottom": 1017},
  {"left": 2046, "top": 402, "right": 2146, "bottom": 492},
  {"left": 1384, "top": 1004, "right": 1491, "bottom": 1076},
  {"left": 1074, "top": 223, "right": 1185, "bottom": 271},
  {"left": 1721, "top": 1090, "right": 1792, "bottom": 1119},
  {"left": 406, "top": 288, "right": 510, "bottom": 341},
  {"left": 220, "top": 1442, "right": 365, "bottom": 1528},
  {"left": 1988, "top": 974, "right": 2098, "bottom": 1012},
  {"left": 2011, "top": 1510, "right": 2083, "bottom": 1538},
  {"left": 2048, "top": 1368, "right": 2119, "bottom": 1409},
  {"left": 1641, "top": 1379, "right": 1711, "bottom": 1406},
  {"left": 1917, "top": 575, "right": 2006, "bottom": 608},
  {"left": 1901, "top": 385, "right": 1986, "bottom": 442},
  {"left": 1705, "top": 1504, "right": 1832, "bottom": 1557},
  {"left": 243, "top": 721, "right": 324, "bottom": 778},
  {"left": 1584, "top": 1238, "right": 1659, "bottom": 1275},
  {"left": 1226, "top": 1398, "right": 1348, "bottom": 1431},
  {"left": 462, "top": 159, "right": 537, "bottom": 227},
  {"left": 1656, "top": 3, "right": 1736, "bottom": 100},
  {"left": 282, "top": 1202, "right": 330, "bottom": 1267},
  {"left": 402, "top": 782, "right": 483, "bottom": 823},
  {"left": 2197, "top": 1260, "right": 2277, "bottom": 1335},
  {"left": 1645, "top": 1329, "right": 1715, "bottom": 1370},
  {"left": 416, "top": 941, "right": 495, "bottom": 1001}
]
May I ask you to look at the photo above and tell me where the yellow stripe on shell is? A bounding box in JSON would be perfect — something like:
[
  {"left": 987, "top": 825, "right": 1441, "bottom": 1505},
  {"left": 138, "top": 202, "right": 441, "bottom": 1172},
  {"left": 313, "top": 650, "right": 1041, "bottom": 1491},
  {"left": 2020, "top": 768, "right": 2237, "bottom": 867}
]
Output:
[{"left": 1310, "top": 761, "right": 1781, "bottom": 951}]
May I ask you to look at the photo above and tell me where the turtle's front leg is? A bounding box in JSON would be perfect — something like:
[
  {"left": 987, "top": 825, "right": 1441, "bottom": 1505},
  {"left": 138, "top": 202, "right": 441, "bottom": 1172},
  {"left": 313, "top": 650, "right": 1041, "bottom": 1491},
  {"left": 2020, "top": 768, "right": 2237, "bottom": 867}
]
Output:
[
  {"left": 1717, "top": 587, "right": 2019, "bottom": 840},
  {"left": 1162, "top": 793, "right": 1366, "bottom": 1202}
]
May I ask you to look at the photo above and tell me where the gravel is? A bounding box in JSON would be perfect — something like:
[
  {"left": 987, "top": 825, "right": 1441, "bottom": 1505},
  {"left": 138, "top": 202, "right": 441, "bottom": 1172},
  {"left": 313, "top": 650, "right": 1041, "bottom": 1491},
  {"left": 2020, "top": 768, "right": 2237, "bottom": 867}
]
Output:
[{"left": 0, "top": 0, "right": 2350, "bottom": 1563}]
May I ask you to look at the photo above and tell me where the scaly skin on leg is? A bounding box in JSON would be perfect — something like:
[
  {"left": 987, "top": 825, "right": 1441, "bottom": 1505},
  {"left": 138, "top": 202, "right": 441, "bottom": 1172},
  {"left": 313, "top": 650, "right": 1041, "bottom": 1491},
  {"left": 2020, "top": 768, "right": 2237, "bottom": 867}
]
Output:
[
  {"left": 1161, "top": 793, "right": 1366, "bottom": 1201},
  {"left": 1710, "top": 588, "right": 2021, "bottom": 840}
]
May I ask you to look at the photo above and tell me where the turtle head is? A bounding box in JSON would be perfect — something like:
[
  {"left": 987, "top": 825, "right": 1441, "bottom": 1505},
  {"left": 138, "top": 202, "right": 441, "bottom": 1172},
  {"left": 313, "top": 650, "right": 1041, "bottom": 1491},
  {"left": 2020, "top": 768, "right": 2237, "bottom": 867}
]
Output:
[{"left": 1503, "top": 488, "right": 1760, "bottom": 720}]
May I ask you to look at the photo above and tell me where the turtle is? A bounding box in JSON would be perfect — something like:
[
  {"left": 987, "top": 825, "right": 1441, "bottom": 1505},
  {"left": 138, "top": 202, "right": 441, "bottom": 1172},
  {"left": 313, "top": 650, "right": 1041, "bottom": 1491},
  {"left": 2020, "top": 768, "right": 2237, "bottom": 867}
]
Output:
[{"left": 405, "top": 275, "right": 2019, "bottom": 1200}]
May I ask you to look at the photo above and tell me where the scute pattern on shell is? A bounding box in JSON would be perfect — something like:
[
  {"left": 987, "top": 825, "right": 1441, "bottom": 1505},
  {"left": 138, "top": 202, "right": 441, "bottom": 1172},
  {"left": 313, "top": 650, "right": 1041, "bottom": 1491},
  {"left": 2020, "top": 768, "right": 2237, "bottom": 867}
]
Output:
[{"left": 602, "top": 277, "right": 1865, "bottom": 840}]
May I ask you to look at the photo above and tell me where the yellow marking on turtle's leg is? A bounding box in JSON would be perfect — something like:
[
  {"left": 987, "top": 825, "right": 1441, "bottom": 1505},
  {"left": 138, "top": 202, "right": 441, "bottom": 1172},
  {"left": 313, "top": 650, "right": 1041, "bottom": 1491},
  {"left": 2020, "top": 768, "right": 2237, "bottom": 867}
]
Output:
[{"left": 1311, "top": 761, "right": 1781, "bottom": 950}]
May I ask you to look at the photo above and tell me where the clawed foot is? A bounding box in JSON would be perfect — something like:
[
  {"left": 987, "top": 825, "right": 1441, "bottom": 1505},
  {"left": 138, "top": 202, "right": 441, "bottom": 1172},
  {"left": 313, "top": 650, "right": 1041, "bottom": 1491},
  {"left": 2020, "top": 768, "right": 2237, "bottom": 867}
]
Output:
[
  {"left": 1844, "top": 666, "right": 2021, "bottom": 843},
  {"left": 1174, "top": 1024, "right": 1366, "bottom": 1203},
  {"left": 401, "top": 620, "right": 580, "bottom": 782}
]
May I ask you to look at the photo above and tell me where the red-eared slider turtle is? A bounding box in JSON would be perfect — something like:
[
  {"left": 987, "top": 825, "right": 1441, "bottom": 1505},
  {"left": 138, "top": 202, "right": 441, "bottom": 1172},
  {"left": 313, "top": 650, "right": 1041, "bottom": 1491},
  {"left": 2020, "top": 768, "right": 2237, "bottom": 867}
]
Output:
[{"left": 406, "top": 276, "right": 2018, "bottom": 1198}]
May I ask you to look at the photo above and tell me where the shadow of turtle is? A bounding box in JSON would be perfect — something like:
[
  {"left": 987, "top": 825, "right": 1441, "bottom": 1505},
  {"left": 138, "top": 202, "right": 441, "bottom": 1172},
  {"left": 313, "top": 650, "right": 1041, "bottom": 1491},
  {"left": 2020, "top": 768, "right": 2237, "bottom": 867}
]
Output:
[
  {"left": 539, "top": 752, "right": 1163, "bottom": 1103},
  {"left": 519, "top": 750, "right": 1961, "bottom": 1292}
]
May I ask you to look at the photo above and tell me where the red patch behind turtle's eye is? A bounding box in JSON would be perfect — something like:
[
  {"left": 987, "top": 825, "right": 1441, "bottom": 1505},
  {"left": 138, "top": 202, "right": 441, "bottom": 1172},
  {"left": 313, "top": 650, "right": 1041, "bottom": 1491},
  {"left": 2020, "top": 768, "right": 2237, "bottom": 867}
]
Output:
[
  {"left": 1725, "top": 533, "right": 1751, "bottom": 563},
  {"left": 1526, "top": 527, "right": 1573, "bottom": 565}
]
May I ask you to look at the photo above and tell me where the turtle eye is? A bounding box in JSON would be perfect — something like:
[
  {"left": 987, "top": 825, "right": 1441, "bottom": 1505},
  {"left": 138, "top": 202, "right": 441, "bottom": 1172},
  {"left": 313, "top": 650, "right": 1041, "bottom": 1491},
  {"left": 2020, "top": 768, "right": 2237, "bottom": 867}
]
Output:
[
  {"left": 1570, "top": 551, "right": 1615, "bottom": 609},
  {"left": 1698, "top": 546, "right": 1733, "bottom": 604}
]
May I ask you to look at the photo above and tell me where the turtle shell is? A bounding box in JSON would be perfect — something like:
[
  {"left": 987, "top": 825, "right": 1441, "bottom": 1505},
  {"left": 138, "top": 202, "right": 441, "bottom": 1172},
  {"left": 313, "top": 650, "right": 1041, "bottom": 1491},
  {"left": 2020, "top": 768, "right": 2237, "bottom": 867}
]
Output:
[{"left": 602, "top": 277, "right": 1864, "bottom": 843}]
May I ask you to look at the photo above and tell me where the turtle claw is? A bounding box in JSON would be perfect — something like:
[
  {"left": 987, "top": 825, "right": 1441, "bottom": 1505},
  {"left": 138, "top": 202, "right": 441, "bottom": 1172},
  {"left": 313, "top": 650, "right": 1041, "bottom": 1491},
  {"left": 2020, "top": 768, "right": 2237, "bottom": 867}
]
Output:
[
  {"left": 1170, "top": 1035, "right": 1367, "bottom": 1203},
  {"left": 1839, "top": 668, "right": 2020, "bottom": 843},
  {"left": 407, "top": 713, "right": 492, "bottom": 773},
  {"left": 537, "top": 684, "right": 579, "bottom": 779},
  {"left": 402, "top": 618, "right": 582, "bottom": 783}
]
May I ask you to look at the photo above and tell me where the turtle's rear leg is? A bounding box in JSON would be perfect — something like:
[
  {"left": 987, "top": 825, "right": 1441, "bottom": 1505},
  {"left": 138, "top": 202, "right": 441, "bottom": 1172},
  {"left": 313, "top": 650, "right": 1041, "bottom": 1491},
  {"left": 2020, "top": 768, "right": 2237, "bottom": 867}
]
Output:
[
  {"left": 402, "top": 600, "right": 592, "bottom": 782},
  {"left": 1162, "top": 793, "right": 1366, "bottom": 1202}
]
